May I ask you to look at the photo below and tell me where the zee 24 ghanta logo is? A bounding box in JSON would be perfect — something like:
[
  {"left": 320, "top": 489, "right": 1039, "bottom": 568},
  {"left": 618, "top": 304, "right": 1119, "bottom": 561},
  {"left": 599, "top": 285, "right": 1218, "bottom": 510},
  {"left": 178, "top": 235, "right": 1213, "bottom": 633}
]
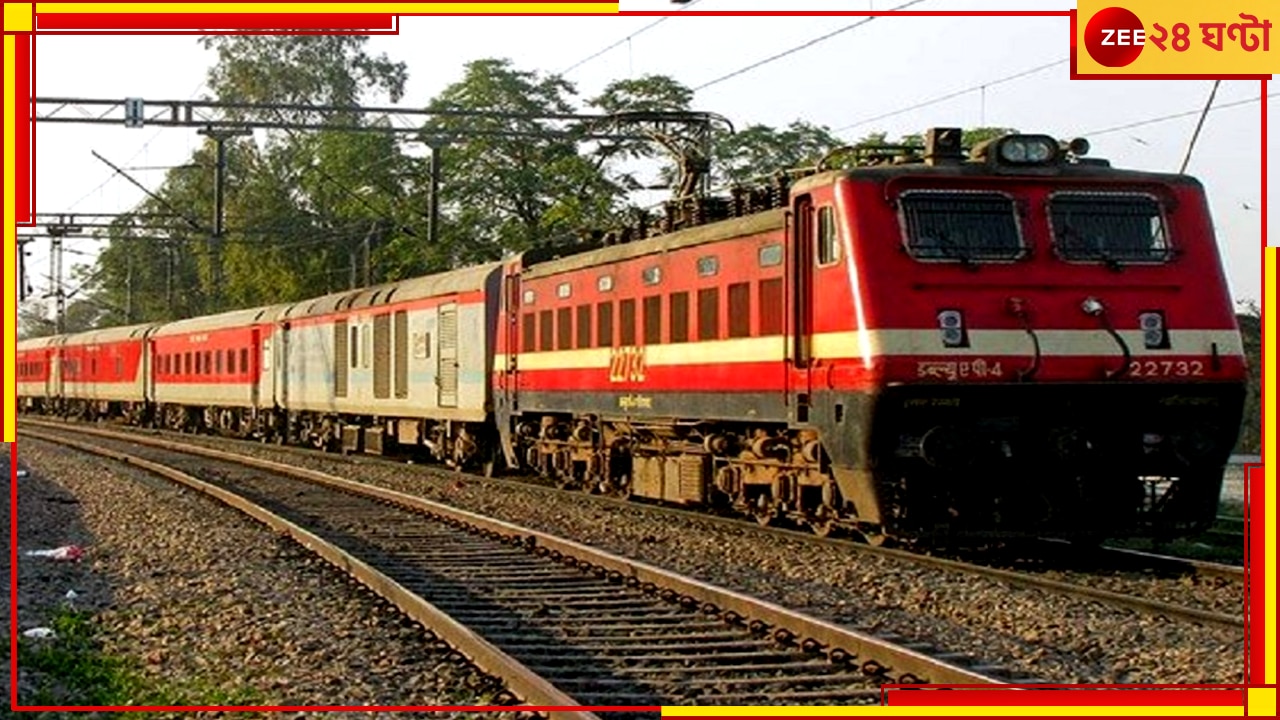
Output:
[{"left": 1084, "top": 6, "right": 1272, "bottom": 67}]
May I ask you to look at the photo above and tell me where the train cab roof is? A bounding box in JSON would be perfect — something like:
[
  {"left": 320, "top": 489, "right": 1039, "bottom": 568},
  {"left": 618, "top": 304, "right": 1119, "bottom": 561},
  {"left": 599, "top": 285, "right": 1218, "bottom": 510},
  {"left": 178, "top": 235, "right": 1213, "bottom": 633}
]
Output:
[
  {"left": 151, "top": 304, "right": 294, "bottom": 337},
  {"left": 281, "top": 261, "right": 503, "bottom": 322},
  {"left": 61, "top": 322, "right": 162, "bottom": 347},
  {"left": 16, "top": 335, "right": 65, "bottom": 351}
]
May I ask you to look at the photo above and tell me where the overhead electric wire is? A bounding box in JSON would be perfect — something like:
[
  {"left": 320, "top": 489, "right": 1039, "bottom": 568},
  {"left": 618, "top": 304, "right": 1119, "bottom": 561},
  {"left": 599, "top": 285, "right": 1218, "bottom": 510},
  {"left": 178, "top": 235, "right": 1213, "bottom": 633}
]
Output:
[
  {"left": 692, "top": 0, "right": 928, "bottom": 92},
  {"left": 559, "top": 0, "right": 707, "bottom": 76},
  {"left": 833, "top": 57, "right": 1069, "bottom": 133},
  {"left": 1083, "top": 90, "right": 1278, "bottom": 137}
]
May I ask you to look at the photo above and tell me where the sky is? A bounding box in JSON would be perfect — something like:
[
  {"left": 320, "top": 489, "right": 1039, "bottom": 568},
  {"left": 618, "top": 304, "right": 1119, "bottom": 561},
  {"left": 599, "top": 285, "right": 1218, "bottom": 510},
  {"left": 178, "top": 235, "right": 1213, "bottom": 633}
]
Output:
[{"left": 26, "top": 0, "right": 1276, "bottom": 307}]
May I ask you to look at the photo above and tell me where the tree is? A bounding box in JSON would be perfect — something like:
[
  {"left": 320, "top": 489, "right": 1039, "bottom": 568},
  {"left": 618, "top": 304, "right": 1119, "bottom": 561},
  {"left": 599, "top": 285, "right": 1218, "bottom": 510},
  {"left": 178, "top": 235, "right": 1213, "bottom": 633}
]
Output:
[
  {"left": 201, "top": 35, "right": 407, "bottom": 118},
  {"left": 713, "top": 121, "right": 845, "bottom": 186},
  {"left": 420, "top": 59, "right": 622, "bottom": 266}
]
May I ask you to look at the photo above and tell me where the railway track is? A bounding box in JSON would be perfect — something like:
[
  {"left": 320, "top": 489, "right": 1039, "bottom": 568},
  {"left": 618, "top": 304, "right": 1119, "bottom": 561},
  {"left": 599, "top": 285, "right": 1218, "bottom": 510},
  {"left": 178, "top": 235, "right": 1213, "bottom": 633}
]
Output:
[
  {"left": 20, "top": 418, "right": 1245, "bottom": 631},
  {"left": 22, "top": 425, "right": 1029, "bottom": 713}
]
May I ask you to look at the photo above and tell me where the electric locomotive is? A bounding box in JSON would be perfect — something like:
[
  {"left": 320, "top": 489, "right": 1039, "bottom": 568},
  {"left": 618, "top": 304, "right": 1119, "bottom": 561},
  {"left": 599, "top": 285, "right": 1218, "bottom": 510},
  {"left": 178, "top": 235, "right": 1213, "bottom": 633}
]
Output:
[{"left": 503, "top": 128, "right": 1247, "bottom": 544}]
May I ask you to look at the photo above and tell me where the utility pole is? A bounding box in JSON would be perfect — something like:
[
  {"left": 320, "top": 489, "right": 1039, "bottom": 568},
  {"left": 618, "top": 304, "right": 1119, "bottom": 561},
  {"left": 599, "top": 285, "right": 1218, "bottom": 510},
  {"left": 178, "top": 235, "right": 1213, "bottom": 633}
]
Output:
[
  {"left": 198, "top": 126, "right": 252, "bottom": 311},
  {"left": 17, "top": 237, "right": 34, "bottom": 301},
  {"left": 165, "top": 238, "right": 175, "bottom": 314},
  {"left": 362, "top": 224, "right": 373, "bottom": 288},
  {"left": 125, "top": 250, "right": 134, "bottom": 324},
  {"left": 427, "top": 143, "right": 442, "bottom": 246},
  {"left": 44, "top": 217, "right": 83, "bottom": 334}
]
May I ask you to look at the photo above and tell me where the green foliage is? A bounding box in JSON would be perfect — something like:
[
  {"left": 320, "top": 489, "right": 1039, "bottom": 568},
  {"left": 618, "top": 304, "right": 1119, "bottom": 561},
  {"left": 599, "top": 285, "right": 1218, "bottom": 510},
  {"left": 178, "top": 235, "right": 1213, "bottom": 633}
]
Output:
[
  {"left": 14, "top": 608, "right": 262, "bottom": 708},
  {"left": 713, "top": 120, "right": 845, "bottom": 186},
  {"left": 201, "top": 35, "right": 407, "bottom": 111},
  {"left": 421, "top": 59, "right": 623, "bottom": 265}
]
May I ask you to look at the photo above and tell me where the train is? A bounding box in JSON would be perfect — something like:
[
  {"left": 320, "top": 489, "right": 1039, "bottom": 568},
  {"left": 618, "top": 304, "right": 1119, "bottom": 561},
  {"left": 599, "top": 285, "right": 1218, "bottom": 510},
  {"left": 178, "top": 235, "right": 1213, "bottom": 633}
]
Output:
[{"left": 17, "top": 128, "right": 1248, "bottom": 546}]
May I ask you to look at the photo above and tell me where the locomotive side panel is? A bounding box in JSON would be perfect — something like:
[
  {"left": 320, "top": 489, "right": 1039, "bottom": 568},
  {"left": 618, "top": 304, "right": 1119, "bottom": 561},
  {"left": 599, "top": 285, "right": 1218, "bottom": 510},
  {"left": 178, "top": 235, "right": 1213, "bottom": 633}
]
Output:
[{"left": 513, "top": 212, "right": 791, "bottom": 423}]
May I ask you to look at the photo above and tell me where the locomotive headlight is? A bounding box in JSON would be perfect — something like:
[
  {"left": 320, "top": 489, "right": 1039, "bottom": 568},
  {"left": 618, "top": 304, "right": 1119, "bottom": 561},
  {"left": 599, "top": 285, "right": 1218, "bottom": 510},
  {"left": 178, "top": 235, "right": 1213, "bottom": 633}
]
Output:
[
  {"left": 996, "top": 135, "right": 1059, "bottom": 165},
  {"left": 1138, "top": 311, "right": 1168, "bottom": 349},
  {"left": 1081, "top": 297, "right": 1105, "bottom": 316},
  {"left": 937, "top": 309, "right": 968, "bottom": 348}
]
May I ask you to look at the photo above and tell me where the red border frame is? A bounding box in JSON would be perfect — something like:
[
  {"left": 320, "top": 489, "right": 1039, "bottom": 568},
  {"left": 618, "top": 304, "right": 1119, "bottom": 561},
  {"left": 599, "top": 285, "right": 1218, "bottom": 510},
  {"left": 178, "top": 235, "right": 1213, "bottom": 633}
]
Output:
[{"left": 6, "top": 5, "right": 1267, "bottom": 715}]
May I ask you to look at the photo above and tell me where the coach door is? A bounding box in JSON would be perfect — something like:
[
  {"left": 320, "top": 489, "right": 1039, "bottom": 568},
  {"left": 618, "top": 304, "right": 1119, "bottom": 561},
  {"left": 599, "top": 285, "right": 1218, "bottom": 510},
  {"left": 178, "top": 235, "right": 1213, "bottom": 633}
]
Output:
[
  {"left": 47, "top": 351, "right": 58, "bottom": 398},
  {"left": 143, "top": 337, "right": 156, "bottom": 403},
  {"left": 790, "top": 193, "right": 815, "bottom": 423},
  {"left": 250, "top": 328, "right": 263, "bottom": 408},
  {"left": 437, "top": 303, "right": 459, "bottom": 408},
  {"left": 278, "top": 323, "right": 291, "bottom": 408}
]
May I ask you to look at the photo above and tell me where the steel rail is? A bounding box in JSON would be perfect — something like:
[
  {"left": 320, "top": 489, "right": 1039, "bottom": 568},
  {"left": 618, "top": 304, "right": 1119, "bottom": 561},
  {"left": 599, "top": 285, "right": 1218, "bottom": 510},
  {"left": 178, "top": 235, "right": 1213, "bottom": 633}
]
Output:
[
  {"left": 21, "top": 421, "right": 1011, "bottom": 689},
  {"left": 21, "top": 428, "right": 597, "bottom": 720},
  {"left": 22, "top": 418, "right": 1244, "bottom": 630}
]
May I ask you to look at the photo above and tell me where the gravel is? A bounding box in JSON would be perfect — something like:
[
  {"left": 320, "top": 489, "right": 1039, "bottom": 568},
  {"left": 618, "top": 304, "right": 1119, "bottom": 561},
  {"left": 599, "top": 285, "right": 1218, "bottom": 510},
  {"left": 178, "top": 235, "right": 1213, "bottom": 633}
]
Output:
[
  {"left": 118, "top": 429, "right": 1245, "bottom": 687},
  {"left": 8, "top": 438, "right": 523, "bottom": 716}
]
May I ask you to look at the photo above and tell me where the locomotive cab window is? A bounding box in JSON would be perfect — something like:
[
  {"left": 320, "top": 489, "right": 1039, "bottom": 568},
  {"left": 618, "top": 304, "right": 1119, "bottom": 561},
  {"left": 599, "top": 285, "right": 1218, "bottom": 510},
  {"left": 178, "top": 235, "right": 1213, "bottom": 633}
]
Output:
[
  {"left": 816, "top": 206, "right": 840, "bottom": 265},
  {"left": 899, "top": 191, "right": 1024, "bottom": 262},
  {"left": 1049, "top": 193, "right": 1170, "bottom": 264}
]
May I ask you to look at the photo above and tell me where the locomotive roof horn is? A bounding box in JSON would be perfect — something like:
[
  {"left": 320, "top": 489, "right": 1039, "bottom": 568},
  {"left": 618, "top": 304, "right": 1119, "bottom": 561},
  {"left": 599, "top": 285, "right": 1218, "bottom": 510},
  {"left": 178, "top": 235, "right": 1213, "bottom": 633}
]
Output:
[{"left": 923, "top": 127, "right": 964, "bottom": 166}]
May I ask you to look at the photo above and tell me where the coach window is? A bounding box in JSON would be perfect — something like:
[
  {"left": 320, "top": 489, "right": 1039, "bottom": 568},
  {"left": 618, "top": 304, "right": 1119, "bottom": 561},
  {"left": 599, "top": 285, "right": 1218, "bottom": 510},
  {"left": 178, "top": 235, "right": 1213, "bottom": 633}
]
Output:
[
  {"left": 669, "top": 292, "right": 689, "bottom": 343},
  {"left": 596, "top": 301, "right": 614, "bottom": 348},
  {"left": 240, "top": 348, "right": 250, "bottom": 375},
  {"left": 205, "top": 351, "right": 213, "bottom": 375},
  {"left": 226, "top": 349, "right": 235, "bottom": 374},
  {"left": 576, "top": 304, "right": 592, "bottom": 349},
  {"left": 362, "top": 326, "right": 371, "bottom": 369},
  {"left": 728, "top": 283, "right": 751, "bottom": 338},
  {"left": 351, "top": 327, "right": 360, "bottom": 368},
  {"left": 539, "top": 309, "right": 554, "bottom": 352},
  {"left": 216, "top": 350, "right": 223, "bottom": 375},
  {"left": 522, "top": 313, "right": 537, "bottom": 352},
  {"left": 698, "top": 288, "right": 720, "bottom": 341},
  {"left": 116, "top": 357, "right": 124, "bottom": 377},
  {"left": 643, "top": 295, "right": 662, "bottom": 345},
  {"left": 557, "top": 307, "right": 573, "bottom": 350},
  {"left": 620, "top": 299, "right": 637, "bottom": 346},
  {"left": 899, "top": 190, "right": 1024, "bottom": 262},
  {"left": 91, "top": 358, "right": 97, "bottom": 377},
  {"left": 817, "top": 206, "right": 840, "bottom": 265},
  {"left": 185, "top": 352, "right": 192, "bottom": 376}
]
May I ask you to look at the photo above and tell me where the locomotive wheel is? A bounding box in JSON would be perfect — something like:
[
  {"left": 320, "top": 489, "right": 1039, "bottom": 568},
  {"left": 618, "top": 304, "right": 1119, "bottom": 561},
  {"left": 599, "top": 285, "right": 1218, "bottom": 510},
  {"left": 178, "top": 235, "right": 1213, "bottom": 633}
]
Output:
[
  {"left": 850, "top": 527, "right": 890, "bottom": 547},
  {"left": 808, "top": 508, "right": 840, "bottom": 538}
]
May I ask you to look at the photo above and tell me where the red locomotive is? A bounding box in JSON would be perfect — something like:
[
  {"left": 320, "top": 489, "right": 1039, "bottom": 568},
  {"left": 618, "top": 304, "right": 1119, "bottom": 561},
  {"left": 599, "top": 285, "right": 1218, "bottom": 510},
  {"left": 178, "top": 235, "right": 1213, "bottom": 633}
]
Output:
[{"left": 19, "top": 128, "right": 1246, "bottom": 545}]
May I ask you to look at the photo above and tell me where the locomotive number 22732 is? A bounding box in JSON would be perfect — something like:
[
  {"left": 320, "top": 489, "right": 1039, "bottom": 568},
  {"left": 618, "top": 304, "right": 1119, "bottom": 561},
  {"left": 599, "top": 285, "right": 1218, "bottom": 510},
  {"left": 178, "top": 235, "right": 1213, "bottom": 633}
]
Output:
[{"left": 1127, "top": 360, "right": 1205, "bottom": 377}]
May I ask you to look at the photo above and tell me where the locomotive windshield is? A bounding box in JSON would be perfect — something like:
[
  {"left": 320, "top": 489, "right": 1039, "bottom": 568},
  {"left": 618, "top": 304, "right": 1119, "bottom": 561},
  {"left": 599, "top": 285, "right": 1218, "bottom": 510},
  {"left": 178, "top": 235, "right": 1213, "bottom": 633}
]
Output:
[
  {"left": 1049, "top": 193, "right": 1170, "bottom": 263},
  {"left": 899, "top": 191, "right": 1024, "bottom": 262}
]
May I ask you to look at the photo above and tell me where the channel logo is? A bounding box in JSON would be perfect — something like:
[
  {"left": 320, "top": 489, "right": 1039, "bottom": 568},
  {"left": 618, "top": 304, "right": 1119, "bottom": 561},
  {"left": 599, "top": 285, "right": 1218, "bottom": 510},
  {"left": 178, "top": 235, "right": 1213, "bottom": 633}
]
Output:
[{"left": 1083, "top": 6, "right": 1147, "bottom": 67}]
